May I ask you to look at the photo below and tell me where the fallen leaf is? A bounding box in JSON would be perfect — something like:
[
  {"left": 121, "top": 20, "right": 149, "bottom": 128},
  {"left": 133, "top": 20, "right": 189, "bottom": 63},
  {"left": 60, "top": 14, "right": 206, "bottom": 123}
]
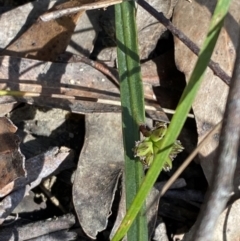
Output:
[
  {"left": 0, "top": 146, "right": 74, "bottom": 224},
  {"left": 73, "top": 112, "right": 183, "bottom": 239},
  {"left": 172, "top": 0, "right": 240, "bottom": 183},
  {"left": 137, "top": 0, "right": 178, "bottom": 59},
  {"left": 0, "top": 55, "right": 170, "bottom": 121},
  {"left": 12, "top": 190, "right": 47, "bottom": 215},
  {"left": 0, "top": 117, "right": 25, "bottom": 197},
  {"left": 96, "top": 0, "right": 179, "bottom": 61},
  {"left": 0, "top": 117, "right": 18, "bottom": 153},
  {"left": 66, "top": 10, "right": 100, "bottom": 56},
  {"left": 0, "top": 0, "right": 59, "bottom": 50},
  {"left": 141, "top": 50, "right": 185, "bottom": 87},
  {"left": 72, "top": 113, "right": 124, "bottom": 239},
  {"left": 0, "top": 0, "right": 99, "bottom": 58},
  {"left": 2, "top": 0, "right": 96, "bottom": 61},
  {"left": 40, "top": 0, "right": 123, "bottom": 22},
  {"left": 0, "top": 101, "right": 18, "bottom": 117}
]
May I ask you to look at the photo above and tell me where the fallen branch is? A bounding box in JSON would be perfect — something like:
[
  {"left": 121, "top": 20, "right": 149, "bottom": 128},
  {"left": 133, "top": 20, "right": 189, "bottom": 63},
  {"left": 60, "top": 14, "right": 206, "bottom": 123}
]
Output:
[{"left": 0, "top": 213, "right": 75, "bottom": 241}]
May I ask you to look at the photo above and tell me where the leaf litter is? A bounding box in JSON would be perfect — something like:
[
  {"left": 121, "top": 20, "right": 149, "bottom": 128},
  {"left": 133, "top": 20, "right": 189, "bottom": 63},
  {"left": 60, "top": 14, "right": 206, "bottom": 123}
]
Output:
[{"left": 0, "top": 0, "right": 239, "bottom": 240}]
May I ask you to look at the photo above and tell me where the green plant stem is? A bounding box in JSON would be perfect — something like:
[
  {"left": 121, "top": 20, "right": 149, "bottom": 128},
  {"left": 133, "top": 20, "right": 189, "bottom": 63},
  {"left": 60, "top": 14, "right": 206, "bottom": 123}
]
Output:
[
  {"left": 114, "top": 1, "right": 148, "bottom": 241},
  {"left": 111, "top": 0, "right": 231, "bottom": 240}
]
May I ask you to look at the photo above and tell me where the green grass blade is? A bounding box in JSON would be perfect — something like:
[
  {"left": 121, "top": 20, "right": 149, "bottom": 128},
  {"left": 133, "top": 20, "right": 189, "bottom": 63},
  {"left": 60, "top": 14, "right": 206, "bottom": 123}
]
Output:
[
  {"left": 114, "top": 1, "right": 148, "bottom": 241},
  {"left": 111, "top": 0, "right": 231, "bottom": 240}
]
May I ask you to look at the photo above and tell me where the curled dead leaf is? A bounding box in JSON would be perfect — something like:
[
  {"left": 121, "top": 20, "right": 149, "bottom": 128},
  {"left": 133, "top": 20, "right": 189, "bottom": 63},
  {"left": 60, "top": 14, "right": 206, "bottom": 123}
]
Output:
[
  {"left": 73, "top": 113, "right": 124, "bottom": 239},
  {"left": 0, "top": 117, "right": 25, "bottom": 197},
  {"left": 0, "top": 146, "right": 74, "bottom": 224}
]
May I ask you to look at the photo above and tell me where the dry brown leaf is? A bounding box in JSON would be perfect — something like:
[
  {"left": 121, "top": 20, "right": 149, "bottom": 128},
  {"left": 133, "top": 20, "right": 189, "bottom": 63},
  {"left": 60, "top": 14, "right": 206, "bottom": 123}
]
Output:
[
  {"left": 40, "top": 0, "right": 122, "bottom": 22},
  {"left": 0, "top": 55, "right": 158, "bottom": 101},
  {"left": 0, "top": 0, "right": 99, "bottom": 57},
  {"left": 2, "top": 0, "right": 123, "bottom": 61},
  {"left": 0, "top": 101, "right": 18, "bottom": 117},
  {"left": 73, "top": 113, "right": 170, "bottom": 239},
  {"left": 0, "top": 1, "right": 58, "bottom": 50},
  {"left": 0, "top": 55, "right": 171, "bottom": 121},
  {"left": 0, "top": 117, "right": 25, "bottom": 197},
  {"left": 96, "top": 0, "right": 178, "bottom": 61},
  {"left": 137, "top": 0, "right": 178, "bottom": 59},
  {"left": 0, "top": 146, "right": 74, "bottom": 224},
  {"left": 2, "top": 0, "right": 89, "bottom": 61},
  {"left": 0, "top": 56, "right": 122, "bottom": 101},
  {"left": 172, "top": 0, "right": 240, "bottom": 183},
  {"left": 72, "top": 112, "right": 183, "bottom": 240},
  {"left": 0, "top": 117, "right": 18, "bottom": 153},
  {"left": 72, "top": 113, "right": 124, "bottom": 239}
]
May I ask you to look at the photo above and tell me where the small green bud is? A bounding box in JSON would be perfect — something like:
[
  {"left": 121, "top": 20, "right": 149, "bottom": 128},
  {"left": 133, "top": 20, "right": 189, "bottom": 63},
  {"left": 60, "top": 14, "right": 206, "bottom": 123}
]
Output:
[
  {"left": 150, "top": 122, "right": 167, "bottom": 142},
  {"left": 141, "top": 152, "right": 154, "bottom": 167},
  {"left": 134, "top": 140, "right": 153, "bottom": 160},
  {"left": 133, "top": 122, "right": 184, "bottom": 171}
]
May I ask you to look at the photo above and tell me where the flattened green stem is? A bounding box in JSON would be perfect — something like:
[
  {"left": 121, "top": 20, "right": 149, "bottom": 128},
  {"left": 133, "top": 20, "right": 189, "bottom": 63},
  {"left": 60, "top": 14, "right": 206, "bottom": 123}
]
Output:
[
  {"left": 111, "top": 0, "right": 231, "bottom": 240},
  {"left": 114, "top": 1, "right": 148, "bottom": 241}
]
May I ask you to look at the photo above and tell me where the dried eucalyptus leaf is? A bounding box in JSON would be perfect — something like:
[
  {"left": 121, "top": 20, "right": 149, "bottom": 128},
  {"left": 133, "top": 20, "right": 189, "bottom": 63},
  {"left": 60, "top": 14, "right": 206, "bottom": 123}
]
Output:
[
  {"left": 0, "top": 147, "right": 73, "bottom": 224},
  {"left": 72, "top": 113, "right": 124, "bottom": 239},
  {"left": 0, "top": 117, "right": 25, "bottom": 197},
  {"left": 0, "top": 0, "right": 98, "bottom": 58},
  {"left": 137, "top": 0, "right": 178, "bottom": 59}
]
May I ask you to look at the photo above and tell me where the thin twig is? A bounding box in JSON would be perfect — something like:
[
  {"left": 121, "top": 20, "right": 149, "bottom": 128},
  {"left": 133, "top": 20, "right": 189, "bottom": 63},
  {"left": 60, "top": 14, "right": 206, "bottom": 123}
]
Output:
[
  {"left": 39, "top": 184, "right": 67, "bottom": 214},
  {"left": 40, "top": 0, "right": 123, "bottom": 21},
  {"left": 184, "top": 29, "right": 240, "bottom": 241},
  {"left": 0, "top": 89, "right": 194, "bottom": 118},
  {"left": 0, "top": 214, "right": 75, "bottom": 240},
  {"left": 137, "top": 0, "right": 231, "bottom": 86}
]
